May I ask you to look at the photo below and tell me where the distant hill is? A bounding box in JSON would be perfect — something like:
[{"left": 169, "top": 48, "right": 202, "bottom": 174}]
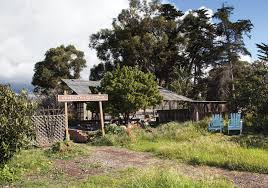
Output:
[{"left": 1, "top": 82, "right": 34, "bottom": 93}]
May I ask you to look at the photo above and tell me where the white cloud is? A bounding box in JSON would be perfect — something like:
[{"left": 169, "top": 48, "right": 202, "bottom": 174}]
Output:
[
  {"left": 180, "top": 6, "right": 213, "bottom": 21},
  {"left": 0, "top": 0, "right": 128, "bottom": 86},
  {"left": 239, "top": 54, "right": 252, "bottom": 62},
  {"left": 199, "top": 6, "right": 213, "bottom": 18}
]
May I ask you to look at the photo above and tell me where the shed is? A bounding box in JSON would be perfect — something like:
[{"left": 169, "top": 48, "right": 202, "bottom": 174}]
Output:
[
  {"left": 61, "top": 79, "right": 101, "bottom": 121},
  {"left": 157, "top": 87, "right": 193, "bottom": 110},
  {"left": 156, "top": 87, "right": 194, "bottom": 123}
]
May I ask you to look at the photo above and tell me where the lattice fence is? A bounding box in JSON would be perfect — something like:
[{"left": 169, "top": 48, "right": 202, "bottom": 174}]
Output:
[{"left": 31, "top": 113, "right": 66, "bottom": 147}]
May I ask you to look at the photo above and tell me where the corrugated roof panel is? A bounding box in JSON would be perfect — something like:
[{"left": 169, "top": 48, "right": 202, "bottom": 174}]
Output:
[
  {"left": 62, "top": 79, "right": 101, "bottom": 94},
  {"left": 62, "top": 79, "right": 193, "bottom": 102},
  {"left": 159, "top": 87, "right": 193, "bottom": 102}
]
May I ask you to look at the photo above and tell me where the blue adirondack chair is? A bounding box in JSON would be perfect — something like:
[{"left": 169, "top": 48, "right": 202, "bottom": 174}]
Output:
[
  {"left": 208, "top": 114, "right": 224, "bottom": 133},
  {"left": 228, "top": 113, "right": 243, "bottom": 135}
]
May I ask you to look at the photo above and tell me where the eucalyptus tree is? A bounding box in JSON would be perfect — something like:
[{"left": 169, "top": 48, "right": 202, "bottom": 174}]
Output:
[
  {"left": 32, "top": 45, "right": 87, "bottom": 94},
  {"left": 180, "top": 8, "right": 218, "bottom": 98},
  {"left": 213, "top": 5, "right": 253, "bottom": 96},
  {"left": 89, "top": 0, "right": 184, "bottom": 86}
]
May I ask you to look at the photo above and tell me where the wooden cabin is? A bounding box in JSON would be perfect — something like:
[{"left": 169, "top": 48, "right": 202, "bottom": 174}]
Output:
[{"left": 61, "top": 79, "right": 227, "bottom": 124}]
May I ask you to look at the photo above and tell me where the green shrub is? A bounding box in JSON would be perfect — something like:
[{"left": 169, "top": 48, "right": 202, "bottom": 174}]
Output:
[
  {"left": 51, "top": 140, "right": 72, "bottom": 153},
  {"left": 0, "top": 85, "right": 35, "bottom": 164},
  {"left": 45, "top": 141, "right": 90, "bottom": 160},
  {"left": 90, "top": 135, "right": 114, "bottom": 146},
  {"left": 243, "top": 113, "right": 268, "bottom": 134},
  {"left": 231, "top": 135, "right": 268, "bottom": 149},
  {"left": 91, "top": 132, "right": 131, "bottom": 147},
  {"left": 105, "top": 123, "right": 125, "bottom": 135},
  {"left": 140, "top": 121, "right": 207, "bottom": 142}
]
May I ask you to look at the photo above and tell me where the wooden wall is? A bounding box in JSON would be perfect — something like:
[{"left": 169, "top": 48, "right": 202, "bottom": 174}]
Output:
[{"left": 157, "top": 109, "right": 191, "bottom": 123}]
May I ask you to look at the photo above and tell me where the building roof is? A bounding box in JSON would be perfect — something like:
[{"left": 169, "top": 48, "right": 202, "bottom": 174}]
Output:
[
  {"left": 191, "top": 100, "right": 227, "bottom": 103},
  {"left": 158, "top": 87, "right": 194, "bottom": 102},
  {"left": 61, "top": 79, "right": 100, "bottom": 94},
  {"left": 62, "top": 79, "right": 193, "bottom": 102}
]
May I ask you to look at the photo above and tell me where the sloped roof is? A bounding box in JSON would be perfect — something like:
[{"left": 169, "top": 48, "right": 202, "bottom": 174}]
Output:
[
  {"left": 159, "top": 87, "right": 193, "bottom": 102},
  {"left": 62, "top": 79, "right": 193, "bottom": 102},
  {"left": 62, "top": 79, "right": 100, "bottom": 94}
]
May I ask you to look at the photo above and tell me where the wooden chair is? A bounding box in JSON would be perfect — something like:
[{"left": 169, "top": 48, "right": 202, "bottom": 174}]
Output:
[
  {"left": 208, "top": 114, "right": 224, "bottom": 133},
  {"left": 228, "top": 113, "right": 243, "bottom": 135}
]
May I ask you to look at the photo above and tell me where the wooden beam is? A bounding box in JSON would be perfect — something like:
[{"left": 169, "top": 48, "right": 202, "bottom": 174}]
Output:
[
  {"left": 64, "top": 90, "right": 70, "bottom": 141},
  {"left": 98, "top": 93, "right": 105, "bottom": 136}
]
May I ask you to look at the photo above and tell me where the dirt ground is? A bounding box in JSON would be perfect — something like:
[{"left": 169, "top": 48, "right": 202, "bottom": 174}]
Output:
[{"left": 55, "top": 146, "right": 268, "bottom": 188}]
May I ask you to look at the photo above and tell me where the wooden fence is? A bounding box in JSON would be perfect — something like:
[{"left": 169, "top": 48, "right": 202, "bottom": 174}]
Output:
[{"left": 31, "top": 109, "right": 66, "bottom": 147}]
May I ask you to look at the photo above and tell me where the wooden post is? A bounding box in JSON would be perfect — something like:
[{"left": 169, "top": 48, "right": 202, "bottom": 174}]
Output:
[
  {"left": 98, "top": 93, "right": 105, "bottom": 136},
  {"left": 64, "top": 90, "right": 70, "bottom": 141}
]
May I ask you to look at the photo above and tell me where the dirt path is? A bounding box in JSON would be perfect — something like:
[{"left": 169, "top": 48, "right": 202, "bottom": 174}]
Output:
[{"left": 55, "top": 146, "right": 268, "bottom": 188}]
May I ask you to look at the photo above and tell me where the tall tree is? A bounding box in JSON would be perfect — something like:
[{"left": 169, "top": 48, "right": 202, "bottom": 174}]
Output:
[
  {"left": 207, "top": 61, "right": 250, "bottom": 100},
  {"left": 213, "top": 5, "right": 253, "bottom": 96},
  {"left": 89, "top": 0, "right": 184, "bottom": 86},
  {"left": 32, "top": 45, "right": 86, "bottom": 94},
  {"left": 256, "top": 43, "right": 268, "bottom": 62},
  {"left": 180, "top": 9, "right": 218, "bottom": 98}
]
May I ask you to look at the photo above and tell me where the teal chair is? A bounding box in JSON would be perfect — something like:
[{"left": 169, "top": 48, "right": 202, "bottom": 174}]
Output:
[
  {"left": 208, "top": 114, "right": 224, "bottom": 133},
  {"left": 228, "top": 113, "right": 243, "bottom": 135}
]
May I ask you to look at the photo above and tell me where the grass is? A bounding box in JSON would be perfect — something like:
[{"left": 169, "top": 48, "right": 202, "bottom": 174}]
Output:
[
  {"left": 45, "top": 141, "right": 90, "bottom": 160},
  {"left": 0, "top": 144, "right": 233, "bottom": 188},
  {"left": 76, "top": 168, "right": 233, "bottom": 188},
  {"left": 0, "top": 142, "right": 90, "bottom": 185},
  {"left": 93, "top": 121, "right": 268, "bottom": 174},
  {"left": 1, "top": 121, "right": 267, "bottom": 187}
]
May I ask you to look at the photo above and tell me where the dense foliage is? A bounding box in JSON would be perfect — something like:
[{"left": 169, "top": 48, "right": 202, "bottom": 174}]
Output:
[
  {"left": 89, "top": 0, "right": 252, "bottom": 100},
  {"left": 0, "top": 85, "right": 35, "bottom": 164},
  {"left": 233, "top": 62, "right": 268, "bottom": 132},
  {"left": 101, "top": 66, "right": 162, "bottom": 121},
  {"left": 32, "top": 45, "right": 86, "bottom": 94},
  {"left": 88, "top": 0, "right": 268, "bottom": 131}
]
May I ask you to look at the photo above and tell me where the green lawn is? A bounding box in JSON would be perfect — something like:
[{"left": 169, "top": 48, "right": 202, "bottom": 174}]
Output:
[
  {"left": 96, "top": 121, "right": 268, "bottom": 174},
  {"left": 0, "top": 143, "right": 232, "bottom": 188}
]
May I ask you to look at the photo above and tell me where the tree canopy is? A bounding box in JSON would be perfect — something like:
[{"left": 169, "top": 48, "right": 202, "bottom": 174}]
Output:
[
  {"left": 89, "top": 0, "right": 185, "bottom": 86},
  {"left": 213, "top": 5, "right": 253, "bottom": 97},
  {"left": 32, "top": 45, "right": 86, "bottom": 94},
  {"left": 100, "top": 66, "right": 162, "bottom": 121},
  {"left": 89, "top": 0, "right": 253, "bottom": 101}
]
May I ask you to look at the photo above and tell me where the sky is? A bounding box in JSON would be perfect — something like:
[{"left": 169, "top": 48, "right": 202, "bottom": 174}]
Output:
[{"left": 0, "top": 0, "right": 267, "bottom": 91}]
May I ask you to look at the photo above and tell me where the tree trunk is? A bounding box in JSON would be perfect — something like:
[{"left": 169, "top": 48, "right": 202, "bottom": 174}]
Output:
[{"left": 124, "top": 112, "right": 130, "bottom": 125}]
